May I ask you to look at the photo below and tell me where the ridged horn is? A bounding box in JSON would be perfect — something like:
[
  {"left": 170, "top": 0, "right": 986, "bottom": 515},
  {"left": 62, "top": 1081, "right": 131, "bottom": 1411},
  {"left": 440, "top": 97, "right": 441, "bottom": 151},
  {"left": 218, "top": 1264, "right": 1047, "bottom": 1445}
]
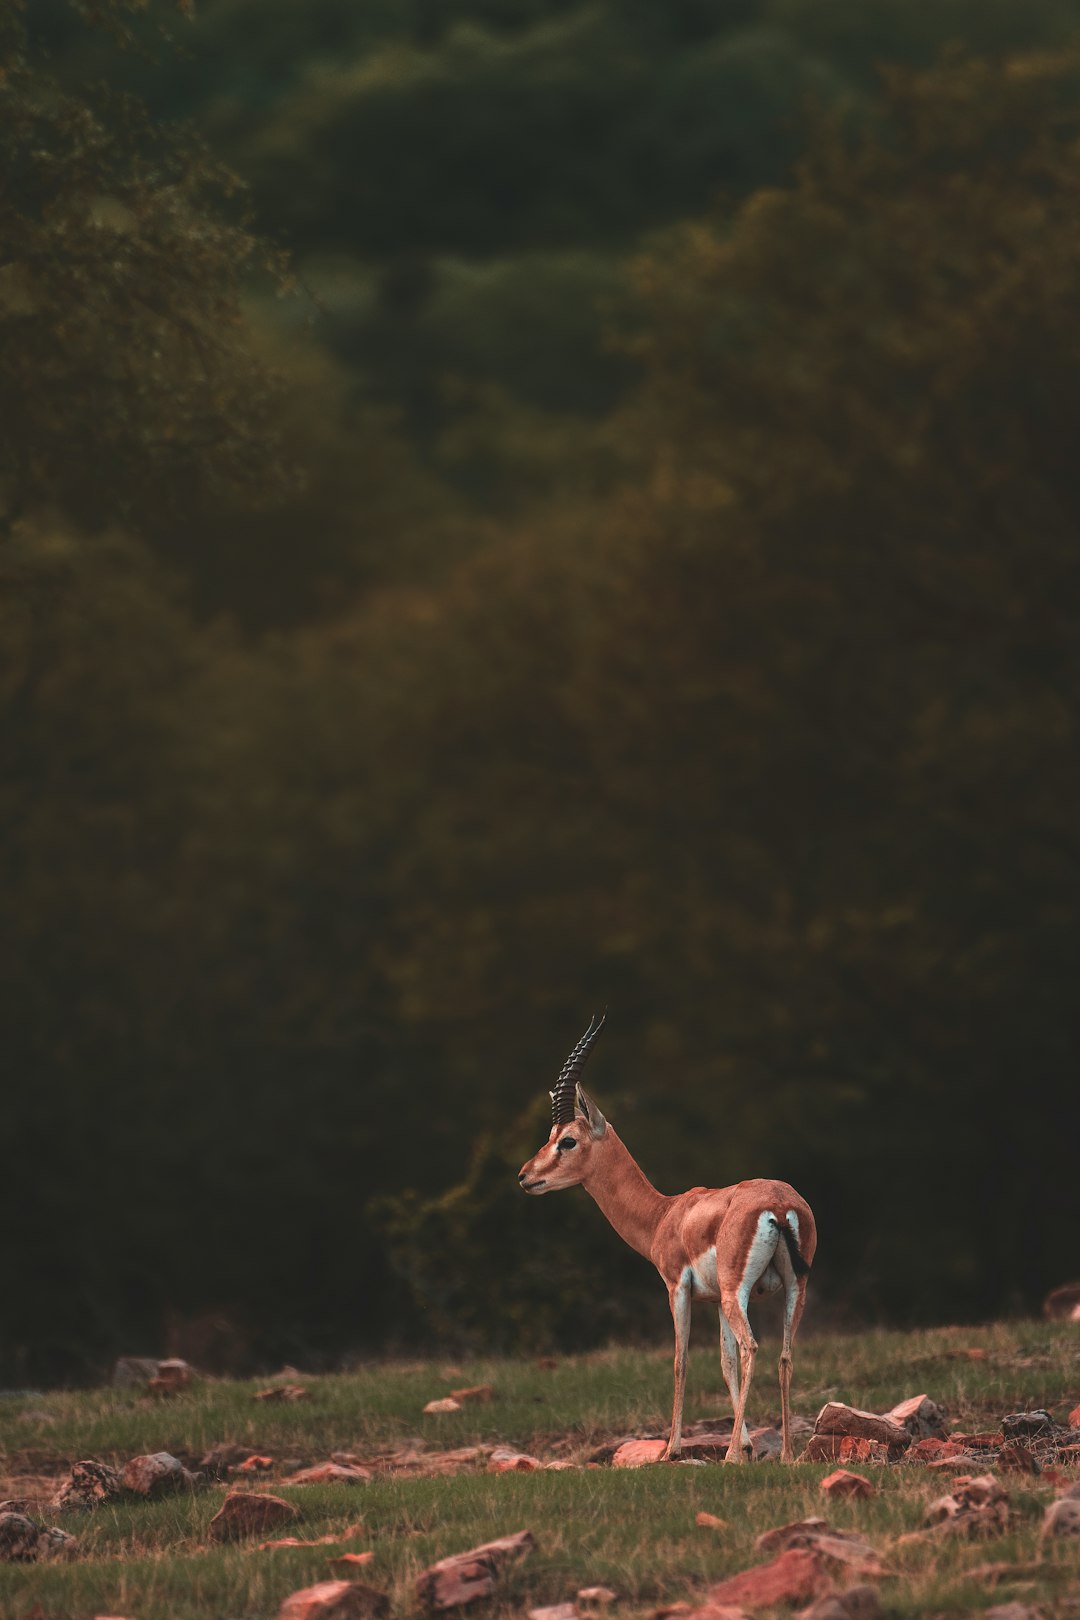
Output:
[{"left": 550, "top": 1012, "right": 606, "bottom": 1127}]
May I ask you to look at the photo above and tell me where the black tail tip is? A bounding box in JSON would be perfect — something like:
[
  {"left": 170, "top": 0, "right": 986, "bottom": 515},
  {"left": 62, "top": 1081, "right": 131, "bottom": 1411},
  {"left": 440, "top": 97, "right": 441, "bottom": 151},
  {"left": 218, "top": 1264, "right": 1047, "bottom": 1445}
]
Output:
[{"left": 772, "top": 1214, "right": 811, "bottom": 1277}]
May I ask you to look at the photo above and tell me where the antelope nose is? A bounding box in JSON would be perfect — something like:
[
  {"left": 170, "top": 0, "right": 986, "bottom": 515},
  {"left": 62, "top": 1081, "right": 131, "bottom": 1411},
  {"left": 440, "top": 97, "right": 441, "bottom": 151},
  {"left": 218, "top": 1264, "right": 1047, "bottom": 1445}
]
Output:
[{"left": 518, "top": 1171, "right": 528, "bottom": 1184}]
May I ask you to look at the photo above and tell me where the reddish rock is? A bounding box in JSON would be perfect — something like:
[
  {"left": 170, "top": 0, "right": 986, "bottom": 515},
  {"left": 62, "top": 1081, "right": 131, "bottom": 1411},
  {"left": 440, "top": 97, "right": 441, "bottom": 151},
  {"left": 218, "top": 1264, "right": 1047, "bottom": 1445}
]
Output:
[
  {"left": 51, "top": 1460, "right": 122, "bottom": 1510},
  {"left": 1069, "top": 1403, "right": 1080, "bottom": 1429},
  {"left": 813, "top": 1404, "right": 909, "bottom": 1451},
  {"left": 924, "top": 1474, "right": 1010, "bottom": 1538},
  {"left": 883, "top": 1395, "right": 946, "bottom": 1440},
  {"left": 906, "top": 1438, "right": 965, "bottom": 1464},
  {"left": 329, "top": 1553, "right": 377, "bottom": 1576},
  {"left": 487, "top": 1449, "right": 542, "bottom": 1473},
  {"left": 260, "top": 1526, "right": 365, "bottom": 1551},
  {"left": 696, "top": 1511, "right": 728, "bottom": 1530},
  {"left": 753, "top": 1520, "right": 883, "bottom": 1576},
  {"left": 289, "top": 1463, "right": 371, "bottom": 1485},
  {"left": 820, "top": 1471, "right": 874, "bottom": 1501},
  {"left": 578, "top": 1587, "right": 617, "bottom": 1606},
  {"left": 423, "top": 1398, "right": 462, "bottom": 1414},
  {"left": 755, "top": 1519, "right": 828, "bottom": 1556},
  {"left": 278, "top": 1580, "right": 389, "bottom": 1620},
  {"left": 1043, "top": 1281, "right": 1080, "bottom": 1321},
  {"left": 416, "top": 1529, "right": 535, "bottom": 1610},
  {"left": 682, "top": 1432, "right": 740, "bottom": 1462},
  {"left": 0, "top": 1511, "right": 77, "bottom": 1562},
  {"left": 147, "top": 1357, "right": 193, "bottom": 1397},
  {"left": 1002, "top": 1411, "right": 1054, "bottom": 1441},
  {"left": 255, "top": 1384, "right": 309, "bottom": 1402},
  {"left": 705, "top": 1548, "right": 833, "bottom": 1608},
  {"left": 527, "top": 1605, "right": 577, "bottom": 1620},
  {"left": 209, "top": 1491, "right": 300, "bottom": 1542},
  {"left": 997, "top": 1442, "right": 1040, "bottom": 1475},
  {"left": 450, "top": 1385, "right": 495, "bottom": 1403},
  {"left": 121, "top": 1452, "right": 193, "bottom": 1497},
  {"left": 611, "top": 1440, "right": 668, "bottom": 1468},
  {"left": 235, "top": 1455, "right": 275, "bottom": 1475}
]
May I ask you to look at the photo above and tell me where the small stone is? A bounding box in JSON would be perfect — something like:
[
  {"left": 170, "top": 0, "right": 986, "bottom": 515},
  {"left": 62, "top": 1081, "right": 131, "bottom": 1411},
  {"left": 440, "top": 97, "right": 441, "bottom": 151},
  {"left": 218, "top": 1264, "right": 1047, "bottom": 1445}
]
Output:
[
  {"left": 821, "top": 1470, "right": 874, "bottom": 1500},
  {"left": 234, "top": 1455, "right": 275, "bottom": 1475},
  {"left": 611, "top": 1440, "right": 668, "bottom": 1468},
  {"left": 209, "top": 1491, "right": 301, "bottom": 1542},
  {"left": 416, "top": 1530, "right": 535, "bottom": 1611},
  {"left": 748, "top": 1426, "right": 783, "bottom": 1461},
  {"left": 705, "top": 1548, "right": 833, "bottom": 1608},
  {"left": 147, "top": 1357, "right": 194, "bottom": 1397},
  {"left": 288, "top": 1463, "right": 371, "bottom": 1485},
  {"left": 883, "top": 1395, "right": 947, "bottom": 1440},
  {"left": 906, "top": 1438, "right": 965, "bottom": 1464},
  {"left": 527, "top": 1605, "right": 577, "bottom": 1620},
  {"left": 255, "top": 1384, "right": 309, "bottom": 1402},
  {"left": 111, "top": 1356, "right": 160, "bottom": 1387},
  {"left": 998, "top": 1441, "right": 1040, "bottom": 1475},
  {"left": 487, "top": 1449, "right": 542, "bottom": 1473},
  {"left": 797, "top": 1585, "right": 882, "bottom": 1620},
  {"left": 450, "top": 1385, "right": 495, "bottom": 1403},
  {"left": 121, "top": 1452, "right": 192, "bottom": 1498},
  {"left": 51, "top": 1460, "right": 122, "bottom": 1511},
  {"left": 696, "top": 1512, "right": 728, "bottom": 1530},
  {"left": 578, "top": 1587, "right": 617, "bottom": 1605},
  {"left": 423, "top": 1398, "right": 462, "bottom": 1414},
  {"left": 1068, "top": 1402, "right": 1080, "bottom": 1428},
  {"left": 1001, "top": 1411, "right": 1055, "bottom": 1440},
  {"left": 1042, "top": 1498, "right": 1080, "bottom": 1538},
  {"left": 278, "top": 1579, "right": 389, "bottom": 1620},
  {"left": 1043, "top": 1282, "right": 1080, "bottom": 1321},
  {"left": 0, "top": 1511, "right": 77, "bottom": 1562}
]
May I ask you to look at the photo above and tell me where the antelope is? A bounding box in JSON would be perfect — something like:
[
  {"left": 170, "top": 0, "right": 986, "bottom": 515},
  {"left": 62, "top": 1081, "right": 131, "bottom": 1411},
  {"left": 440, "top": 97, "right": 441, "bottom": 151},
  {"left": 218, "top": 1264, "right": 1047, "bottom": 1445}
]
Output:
[{"left": 518, "top": 1015, "right": 817, "bottom": 1463}]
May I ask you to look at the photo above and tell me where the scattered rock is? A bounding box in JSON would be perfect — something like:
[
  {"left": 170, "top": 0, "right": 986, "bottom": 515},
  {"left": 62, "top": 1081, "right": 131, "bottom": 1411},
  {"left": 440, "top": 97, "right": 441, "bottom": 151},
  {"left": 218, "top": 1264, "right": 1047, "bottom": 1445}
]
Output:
[
  {"left": 423, "top": 1398, "right": 462, "bottom": 1414},
  {"left": 450, "top": 1385, "right": 495, "bottom": 1403},
  {"left": 753, "top": 1520, "right": 884, "bottom": 1577},
  {"left": 983, "top": 1607, "right": 1047, "bottom": 1620},
  {"left": 278, "top": 1579, "right": 389, "bottom": 1620},
  {"left": 906, "top": 1438, "right": 965, "bottom": 1464},
  {"left": 696, "top": 1512, "right": 728, "bottom": 1530},
  {"left": 1002, "top": 1411, "right": 1055, "bottom": 1441},
  {"left": 924, "top": 1474, "right": 1009, "bottom": 1538},
  {"left": 795, "top": 1584, "right": 882, "bottom": 1620},
  {"left": 235, "top": 1455, "right": 275, "bottom": 1475},
  {"left": 998, "top": 1441, "right": 1040, "bottom": 1475},
  {"left": 416, "top": 1529, "right": 535, "bottom": 1611},
  {"left": 51, "top": 1460, "right": 122, "bottom": 1511},
  {"left": 121, "top": 1452, "right": 193, "bottom": 1498},
  {"left": 288, "top": 1463, "right": 371, "bottom": 1486},
  {"left": 255, "top": 1384, "right": 309, "bottom": 1402},
  {"left": 812, "top": 1403, "right": 909, "bottom": 1451},
  {"left": 1042, "top": 1497, "right": 1080, "bottom": 1538},
  {"left": 1043, "top": 1282, "right": 1080, "bottom": 1321},
  {"left": 578, "top": 1587, "right": 617, "bottom": 1606},
  {"left": 260, "top": 1525, "right": 365, "bottom": 1551},
  {"left": 748, "top": 1426, "right": 783, "bottom": 1461},
  {"left": 682, "top": 1432, "right": 741, "bottom": 1462},
  {"left": 209, "top": 1491, "right": 301, "bottom": 1542},
  {"left": 329, "top": 1553, "right": 377, "bottom": 1576},
  {"left": 1069, "top": 1402, "right": 1080, "bottom": 1428},
  {"left": 527, "top": 1605, "right": 577, "bottom": 1620},
  {"left": 111, "top": 1356, "right": 160, "bottom": 1387},
  {"left": 705, "top": 1548, "right": 833, "bottom": 1608},
  {"left": 611, "top": 1440, "right": 668, "bottom": 1468},
  {"left": 755, "top": 1519, "right": 829, "bottom": 1556},
  {"left": 883, "top": 1395, "right": 947, "bottom": 1440},
  {"left": 200, "top": 1443, "right": 261, "bottom": 1476},
  {"left": 0, "top": 1511, "right": 77, "bottom": 1562},
  {"left": 147, "top": 1357, "right": 194, "bottom": 1397},
  {"left": 488, "top": 1449, "right": 542, "bottom": 1473},
  {"left": 820, "top": 1470, "right": 874, "bottom": 1501}
]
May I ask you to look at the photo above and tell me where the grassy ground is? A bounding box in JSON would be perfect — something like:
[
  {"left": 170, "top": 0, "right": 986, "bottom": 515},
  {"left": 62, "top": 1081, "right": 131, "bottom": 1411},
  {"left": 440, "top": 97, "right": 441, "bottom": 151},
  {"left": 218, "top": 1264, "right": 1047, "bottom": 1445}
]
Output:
[{"left": 1, "top": 1320, "right": 1077, "bottom": 1620}]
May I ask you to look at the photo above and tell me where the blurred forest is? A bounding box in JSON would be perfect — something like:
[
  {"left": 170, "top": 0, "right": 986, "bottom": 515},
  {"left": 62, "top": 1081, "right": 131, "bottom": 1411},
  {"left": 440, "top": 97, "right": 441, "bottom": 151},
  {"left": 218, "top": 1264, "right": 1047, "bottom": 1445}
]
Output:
[{"left": 3, "top": 0, "right": 1080, "bottom": 1382}]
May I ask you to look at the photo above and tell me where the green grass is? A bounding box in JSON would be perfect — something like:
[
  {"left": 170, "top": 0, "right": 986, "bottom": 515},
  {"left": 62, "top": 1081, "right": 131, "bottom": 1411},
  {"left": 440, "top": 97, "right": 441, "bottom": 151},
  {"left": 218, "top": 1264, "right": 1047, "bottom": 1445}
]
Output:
[{"left": 1, "top": 1320, "right": 1078, "bottom": 1620}]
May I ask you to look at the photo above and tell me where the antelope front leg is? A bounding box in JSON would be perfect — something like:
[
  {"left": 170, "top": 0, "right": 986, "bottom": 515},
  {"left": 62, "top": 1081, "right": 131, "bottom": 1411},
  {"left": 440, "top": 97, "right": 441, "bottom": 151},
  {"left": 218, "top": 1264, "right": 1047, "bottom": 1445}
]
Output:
[{"left": 662, "top": 1274, "right": 692, "bottom": 1460}]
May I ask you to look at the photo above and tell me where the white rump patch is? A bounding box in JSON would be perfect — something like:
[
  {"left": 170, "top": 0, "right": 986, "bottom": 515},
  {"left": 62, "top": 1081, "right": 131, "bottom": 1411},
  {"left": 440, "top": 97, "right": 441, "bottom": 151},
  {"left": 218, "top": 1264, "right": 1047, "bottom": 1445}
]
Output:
[{"left": 737, "top": 1211, "right": 782, "bottom": 1314}]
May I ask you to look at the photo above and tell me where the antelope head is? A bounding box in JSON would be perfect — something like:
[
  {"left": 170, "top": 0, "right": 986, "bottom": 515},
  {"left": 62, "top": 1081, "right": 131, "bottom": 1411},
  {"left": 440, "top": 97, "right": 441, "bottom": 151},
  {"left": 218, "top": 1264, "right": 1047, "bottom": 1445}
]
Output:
[{"left": 518, "top": 1013, "right": 607, "bottom": 1193}]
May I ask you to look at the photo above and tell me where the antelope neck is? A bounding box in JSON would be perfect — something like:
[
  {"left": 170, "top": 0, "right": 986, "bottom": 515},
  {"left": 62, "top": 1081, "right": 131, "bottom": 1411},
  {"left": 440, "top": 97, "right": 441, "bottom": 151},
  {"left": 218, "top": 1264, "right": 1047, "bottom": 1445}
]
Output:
[{"left": 581, "top": 1126, "right": 670, "bottom": 1260}]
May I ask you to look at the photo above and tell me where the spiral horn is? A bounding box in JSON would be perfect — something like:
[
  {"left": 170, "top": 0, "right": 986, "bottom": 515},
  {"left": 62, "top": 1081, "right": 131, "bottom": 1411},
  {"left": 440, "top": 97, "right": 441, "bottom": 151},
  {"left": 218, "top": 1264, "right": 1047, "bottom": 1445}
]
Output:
[{"left": 549, "top": 1012, "right": 606, "bottom": 1127}]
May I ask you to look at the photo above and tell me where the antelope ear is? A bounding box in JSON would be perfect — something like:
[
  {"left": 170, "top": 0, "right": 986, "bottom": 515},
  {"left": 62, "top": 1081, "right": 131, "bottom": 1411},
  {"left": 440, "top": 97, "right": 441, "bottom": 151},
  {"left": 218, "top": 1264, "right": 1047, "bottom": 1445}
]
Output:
[{"left": 576, "top": 1085, "right": 607, "bottom": 1138}]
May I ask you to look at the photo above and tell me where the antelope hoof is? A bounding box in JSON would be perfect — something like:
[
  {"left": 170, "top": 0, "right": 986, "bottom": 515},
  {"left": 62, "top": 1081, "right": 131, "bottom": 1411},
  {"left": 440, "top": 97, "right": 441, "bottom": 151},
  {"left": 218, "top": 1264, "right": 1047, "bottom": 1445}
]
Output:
[
  {"left": 724, "top": 1444, "right": 747, "bottom": 1464},
  {"left": 781, "top": 1448, "right": 795, "bottom": 1464},
  {"left": 661, "top": 1444, "right": 681, "bottom": 1462}
]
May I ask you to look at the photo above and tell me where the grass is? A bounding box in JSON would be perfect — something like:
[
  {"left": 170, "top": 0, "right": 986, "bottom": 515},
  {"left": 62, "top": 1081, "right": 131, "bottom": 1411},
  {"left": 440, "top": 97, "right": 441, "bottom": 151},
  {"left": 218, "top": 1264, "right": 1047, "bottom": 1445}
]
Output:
[{"left": 1, "top": 1320, "right": 1078, "bottom": 1620}]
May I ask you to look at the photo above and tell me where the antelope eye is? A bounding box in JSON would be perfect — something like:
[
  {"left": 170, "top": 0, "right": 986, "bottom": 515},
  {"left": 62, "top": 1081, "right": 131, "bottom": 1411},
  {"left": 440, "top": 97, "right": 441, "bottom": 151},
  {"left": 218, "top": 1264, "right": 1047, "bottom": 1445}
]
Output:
[{"left": 557, "top": 1136, "right": 577, "bottom": 1151}]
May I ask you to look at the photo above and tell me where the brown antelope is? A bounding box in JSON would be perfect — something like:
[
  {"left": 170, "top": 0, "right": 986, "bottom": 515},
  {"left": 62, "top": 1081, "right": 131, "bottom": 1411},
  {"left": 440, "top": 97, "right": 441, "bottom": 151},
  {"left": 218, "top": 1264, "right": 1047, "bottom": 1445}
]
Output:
[{"left": 519, "top": 1015, "right": 817, "bottom": 1463}]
